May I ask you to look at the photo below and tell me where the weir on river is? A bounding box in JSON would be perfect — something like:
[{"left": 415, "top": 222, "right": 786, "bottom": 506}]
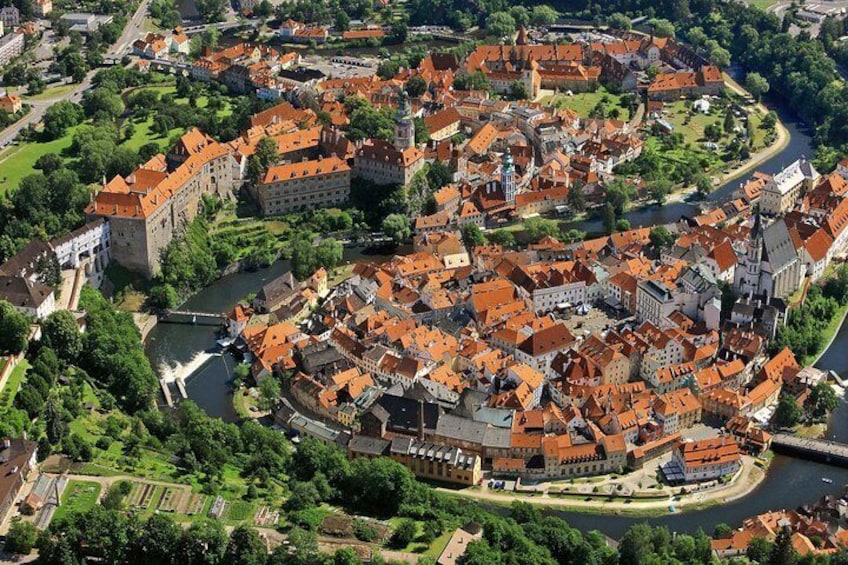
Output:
[{"left": 143, "top": 99, "right": 848, "bottom": 538}]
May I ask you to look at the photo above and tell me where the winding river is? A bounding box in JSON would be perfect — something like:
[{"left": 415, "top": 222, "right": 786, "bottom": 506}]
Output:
[{"left": 144, "top": 97, "right": 848, "bottom": 537}]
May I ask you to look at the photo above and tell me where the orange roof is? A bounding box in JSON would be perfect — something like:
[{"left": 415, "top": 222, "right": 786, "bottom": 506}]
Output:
[
  {"left": 262, "top": 156, "right": 349, "bottom": 184},
  {"left": 88, "top": 129, "right": 230, "bottom": 219},
  {"left": 423, "top": 107, "right": 463, "bottom": 135},
  {"left": 343, "top": 29, "right": 385, "bottom": 40},
  {"left": 466, "top": 123, "right": 498, "bottom": 155},
  {"left": 677, "top": 437, "right": 740, "bottom": 469}
]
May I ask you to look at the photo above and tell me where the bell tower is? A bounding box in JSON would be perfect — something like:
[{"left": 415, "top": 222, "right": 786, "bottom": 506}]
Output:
[
  {"left": 502, "top": 147, "right": 516, "bottom": 203},
  {"left": 394, "top": 89, "right": 415, "bottom": 150}
]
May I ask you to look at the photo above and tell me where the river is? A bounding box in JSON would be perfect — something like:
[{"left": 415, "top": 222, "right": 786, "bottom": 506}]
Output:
[
  {"left": 144, "top": 245, "right": 404, "bottom": 423},
  {"left": 143, "top": 97, "right": 846, "bottom": 538}
]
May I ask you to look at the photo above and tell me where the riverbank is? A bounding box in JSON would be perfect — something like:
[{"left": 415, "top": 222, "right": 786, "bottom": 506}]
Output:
[{"left": 440, "top": 455, "right": 766, "bottom": 517}]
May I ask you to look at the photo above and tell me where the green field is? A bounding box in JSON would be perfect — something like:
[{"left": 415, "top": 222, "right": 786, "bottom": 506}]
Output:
[
  {"left": 23, "top": 84, "right": 77, "bottom": 102},
  {"left": 542, "top": 86, "right": 628, "bottom": 120},
  {"left": 747, "top": 0, "right": 779, "bottom": 10},
  {"left": 53, "top": 480, "right": 102, "bottom": 522},
  {"left": 0, "top": 124, "right": 81, "bottom": 195},
  {"left": 1, "top": 360, "right": 29, "bottom": 409}
]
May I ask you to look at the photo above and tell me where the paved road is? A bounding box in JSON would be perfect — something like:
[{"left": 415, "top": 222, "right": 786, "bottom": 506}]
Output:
[{"left": 0, "top": 0, "right": 151, "bottom": 148}]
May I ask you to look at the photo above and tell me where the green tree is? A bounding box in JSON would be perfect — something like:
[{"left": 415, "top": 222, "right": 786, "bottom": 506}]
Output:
[
  {"left": 127, "top": 514, "right": 182, "bottom": 564},
  {"left": 769, "top": 526, "right": 798, "bottom": 565},
  {"left": 607, "top": 13, "right": 631, "bottom": 30},
  {"left": 602, "top": 202, "right": 616, "bottom": 234},
  {"left": 149, "top": 284, "right": 179, "bottom": 310},
  {"left": 196, "top": 0, "right": 227, "bottom": 22},
  {"left": 713, "top": 523, "right": 733, "bottom": 538},
  {"left": 41, "top": 310, "right": 84, "bottom": 364},
  {"left": 178, "top": 519, "right": 228, "bottom": 565},
  {"left": 524, "top": 217, "right": 560, "bottom": 243},
  {"left": 333, "top": 547, "right": 362, "bottom": 565},
  {"left": 746, "top": 72, "right": 770, "bottom": 102},
  {"left": 775, "top": 394, "right": 803, "bottom": 428},
  {"left": 649, "top": 179, "right": 672, "bottom": 206},
  {"left": 405, "top": 76, "right": 427, "bottom": 97},
  {"left": 391, "top": 519, "right": 418, "bottom": 548},
  {"left": 258, "top": 377, "right": 281, "bottom": 411},
  {"left": 567, "top": 182, "right": 586, "bottom": 213},
  {"left": 246, "top": 136, "right": 279, "bottom": 185},
  {"left": 315, "top": 238, "right": 343, "bottom": 271},
  {"left": 616, "top": 219, "right": 632, "bottom": 232},
  {"left": 488, "top": 229, "right": 515, "bottom": 248},
  {"left": 5, "top": 517, "right": 38, "bottom": 554},
  {"left": 42, "top": 101, "right": 85, "bottom": 140},
  {"left": 485, "top": 11, "right": 516, "bottom": 38},
  {"left": 0, "top": 301, "right": 30, "bottom": 355},
  {"left": 695, "top": 173, "right": 713, "bottom": 198},
  {"left": 382, "top": 213, "right": 411, "bottom": 245},
  {"left": 461, "top": 224, "right": 487, "bottom": 248},
  {"left": 82, "top": 88, "right": 125, "bottom": 120},
  {"left": 747, "top": 536, "right": 773, "bottom": 563},
  {"left": 650, "top": 18, "right": 675, "bottom": 38},
  {"left": 806, "top": 382, "right": 839, "bottom": 421},
  {"left": 335, "top": 10, "right": 350, "bottom": 31},
  {"left": 649, "top": 226, "right": 675, "bottom": 250},
  {"left": 225, "top": 526, "right": 267, "bottom": 565},
  {"left": 530, "top": 5, "right": 557, "bottom": 26},
  {"left": 509, "top": 80, "right": 528, "bottom": 100},
  {"left": 711, "top": 46, "right": 732, "bottom": 68},
  {"left": 724, "top": 110, "right": 735, "bottom": 134}
]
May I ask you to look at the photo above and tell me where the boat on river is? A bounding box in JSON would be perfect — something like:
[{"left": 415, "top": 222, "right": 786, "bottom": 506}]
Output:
[{"left": 822, "top": 478, "right": 834, "bottom": 484}]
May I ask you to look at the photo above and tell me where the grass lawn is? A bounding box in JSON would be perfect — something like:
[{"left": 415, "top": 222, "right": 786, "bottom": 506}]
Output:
[
  {"left": 23, "top": 84, "right": 77, "bottom": 102},
  {"left": 0, "top": 124, "right": 81, "bottom": 195},
  {"left": 1, "top": 360, "right": 28, "bottom": 409},
  {"left": 53, "top": 480, "right": 102, "bottom": 522},
  {"left": 748, "top": 0, "right": 780, "bottom": 10},
  {"left": 542, "top": 86, "right": 627, "bottom": 119},
  {"left": 122, "top": 114, "right": 183, "bottom": 152},
  {"left": 662, "top": 100, "right": 722, "bottom": 147}
]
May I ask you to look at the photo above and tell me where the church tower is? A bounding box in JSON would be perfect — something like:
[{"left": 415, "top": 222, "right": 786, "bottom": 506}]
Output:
[
  {"left": 394, "top": 90, "right": 415, "bottom": 150},
  {"left": 502, "top": 147, "right": 516, "bottom": 203},
  {"left": 734, "top": 209, "right": 764, "bottom": 297}
]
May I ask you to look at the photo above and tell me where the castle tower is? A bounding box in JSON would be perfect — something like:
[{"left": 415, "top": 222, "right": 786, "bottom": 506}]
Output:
[
  {"left": 394, "top": 89, "right": 415, "bottom": 151},
  {"left": 501, "top": 147, "right": 516, "bottom": 203}
]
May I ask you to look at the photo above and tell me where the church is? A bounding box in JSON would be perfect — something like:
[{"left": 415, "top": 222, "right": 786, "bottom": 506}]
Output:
[{"left": 733, "top": 213, "right": 805, "bottom": 300}]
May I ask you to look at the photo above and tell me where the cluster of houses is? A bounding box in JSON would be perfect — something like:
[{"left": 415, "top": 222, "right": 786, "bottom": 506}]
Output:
[
  {"left": 711, "top": 496, "right": 848, "bottom": 559},
  {"left": 462, "top": 27, "right": 722, "bottom": 101},
  {"left": 212, "top": 152, "right": 848, "bottom": 489}
]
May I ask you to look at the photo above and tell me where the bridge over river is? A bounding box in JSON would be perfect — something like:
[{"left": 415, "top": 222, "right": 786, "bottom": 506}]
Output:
[
  {"left": 771, "top": 433, "right": 848, "bottom": 467},
  {"left": 158, "top": 310, "right": 226, "bottom": 326}
]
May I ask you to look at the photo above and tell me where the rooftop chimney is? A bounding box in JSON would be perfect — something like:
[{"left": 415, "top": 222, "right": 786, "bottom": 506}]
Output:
[{"left": 417, "top": 398, "right": 425, "bottom": 441}]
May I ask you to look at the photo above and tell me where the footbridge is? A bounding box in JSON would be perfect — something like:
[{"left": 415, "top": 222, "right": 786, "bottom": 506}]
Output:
[
  {"left": 158, "top": 310, "right": 226, "bottom": 326},
  {"left": 771, "top": 433, "right": 848, "bottom": 467}
]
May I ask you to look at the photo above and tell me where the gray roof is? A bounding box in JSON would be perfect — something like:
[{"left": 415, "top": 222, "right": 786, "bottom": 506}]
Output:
[
  {"left": 435, "top": 414, "right": 488, "bottom": 445},
  {"left": 472, "top": 407, "right": 513, "bottom": 428},
  {"left": 482, "top": 426, "right": 512, "bottom": 449},
  {"left": 762, "top": 220, "right": 799, "bottom": 272},
  {"left": 348, "top": 435, "right": 390, "bottom": 456},
  {"left": 0, "top": 276, "right": 53, "bottom": 309}
]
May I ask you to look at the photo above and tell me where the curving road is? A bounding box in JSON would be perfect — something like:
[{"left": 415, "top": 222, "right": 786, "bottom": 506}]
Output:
[{"left": 0, "top": 0, "right": 151, "bottom": 148}]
